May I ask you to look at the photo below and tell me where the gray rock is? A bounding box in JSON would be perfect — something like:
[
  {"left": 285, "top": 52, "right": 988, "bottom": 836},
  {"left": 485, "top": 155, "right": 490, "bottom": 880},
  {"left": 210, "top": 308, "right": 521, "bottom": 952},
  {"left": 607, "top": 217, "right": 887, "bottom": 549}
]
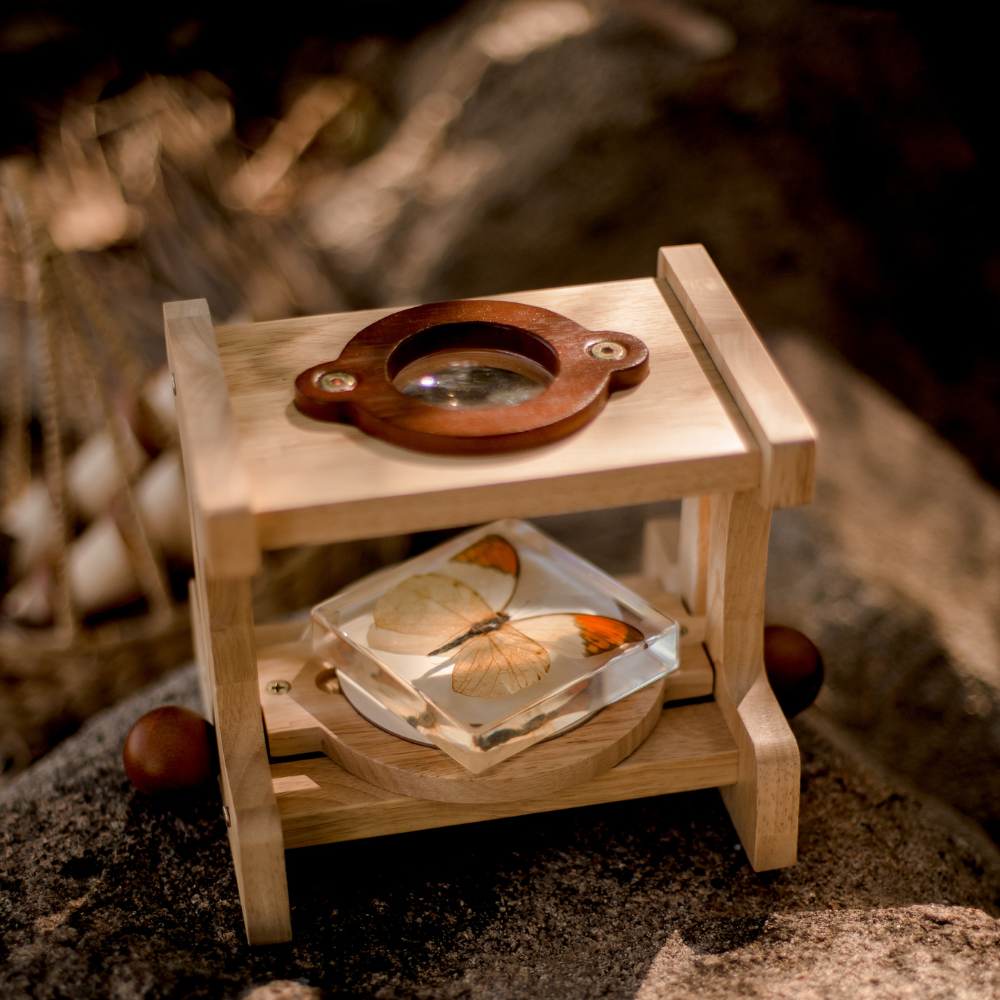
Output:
[
  {"left": 766, "top": 334, "right": 1000, "bottom": 840},
  {"left": 635, "top": 905, "right": 1000, "bottom": 1000},
  {"left": 243, "top": 982, "right": 321, "bottom": 1000},
  {"left": 3, "top": 663, "right": 1000, "bottom": 998}
]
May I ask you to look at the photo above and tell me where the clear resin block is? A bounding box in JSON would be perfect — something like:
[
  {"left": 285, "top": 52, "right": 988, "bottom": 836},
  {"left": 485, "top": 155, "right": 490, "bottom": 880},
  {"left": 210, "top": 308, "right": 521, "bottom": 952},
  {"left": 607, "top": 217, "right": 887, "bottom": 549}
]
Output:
[{"left": 311, "top": 519, "right": 679, "bottom": 773}]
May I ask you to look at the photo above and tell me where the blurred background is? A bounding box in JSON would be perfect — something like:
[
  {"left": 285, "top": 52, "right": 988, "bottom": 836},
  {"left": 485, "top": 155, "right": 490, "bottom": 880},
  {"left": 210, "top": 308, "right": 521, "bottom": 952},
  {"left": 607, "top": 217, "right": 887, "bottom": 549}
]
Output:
[{"left": 1, "top": 0, "right": 998, "bottom": 783}]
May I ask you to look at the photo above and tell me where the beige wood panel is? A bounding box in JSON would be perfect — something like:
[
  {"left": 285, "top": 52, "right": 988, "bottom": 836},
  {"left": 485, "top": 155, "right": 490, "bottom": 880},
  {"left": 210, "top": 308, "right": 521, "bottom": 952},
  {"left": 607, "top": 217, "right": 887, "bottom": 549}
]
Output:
[
  {"left": 721, "top": 673, "right": 802, "bottom": 872},
  {"left": 272, "top": 700, "right": 738, "bottom": 850},
  {"left": 642, "top": 516, "right": 680, "bottom": 594},
  {"left": 214, "top": 277, "right": 759, "bottom": 550},
  {"left": 679, "top": 497, "right": 711, "bottom": 616},
  {"left": 658, "top": 246, "right": 817, "bottom": 509},
  {"left": 664, "top": 642, "right": 714, "bottom": 702},
  {"left": 163, "top": 300, "right": 260, "bottom": 578},
  {"left": 258, "top": 635, "right": 323, "bottom": 758},
  {"left": 188, "top": 579, "right": 215, "bottom": 723},
  {"left": 301, "top": 675, "right": 666, "bottom": 803},
  {"left": 195, "top": 574, "right": 291, "bottom": 944},
  {"left": 640, "top": 511, "right": 711, "bottom": 617},
  {"left": 705, "top": 489, "right": 800, "bottom": 871}
]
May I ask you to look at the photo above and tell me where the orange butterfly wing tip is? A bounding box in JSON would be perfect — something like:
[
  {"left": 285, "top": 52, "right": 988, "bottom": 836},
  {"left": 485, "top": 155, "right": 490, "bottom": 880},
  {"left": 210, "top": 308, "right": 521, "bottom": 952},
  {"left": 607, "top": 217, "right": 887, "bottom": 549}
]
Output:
[
  {"left": 451, "top": 534, "right": 519, "bottom": 577},
  {"left": 573, "top": 615, "right": 644, "bottom": 655}
]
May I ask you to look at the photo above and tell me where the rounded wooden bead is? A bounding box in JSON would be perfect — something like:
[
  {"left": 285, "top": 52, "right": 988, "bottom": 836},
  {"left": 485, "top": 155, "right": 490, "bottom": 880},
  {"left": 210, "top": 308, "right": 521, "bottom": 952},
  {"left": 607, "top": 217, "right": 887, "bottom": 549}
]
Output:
[
  {"left": 764, "top": 625, "right": 824, "bottom": 718},
  {"left": 123, "top": 706, "right": 216, "bottom": 795}
]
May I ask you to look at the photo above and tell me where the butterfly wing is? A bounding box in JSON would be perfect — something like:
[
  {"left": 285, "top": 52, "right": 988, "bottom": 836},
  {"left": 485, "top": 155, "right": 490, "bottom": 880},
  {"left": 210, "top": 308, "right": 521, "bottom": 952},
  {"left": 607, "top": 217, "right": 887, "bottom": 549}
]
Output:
[
  {"left": 515, "top": 614, "right": 644, "bottom": 659},
  {"left": 368, "top": 572, "right": 496, "bottom": 655},
  {"left": 451, "top": 623, "right": 550, "bottom": 698},
  {"left": 443, "top": 534, "right": 519, "bottom": 613}
]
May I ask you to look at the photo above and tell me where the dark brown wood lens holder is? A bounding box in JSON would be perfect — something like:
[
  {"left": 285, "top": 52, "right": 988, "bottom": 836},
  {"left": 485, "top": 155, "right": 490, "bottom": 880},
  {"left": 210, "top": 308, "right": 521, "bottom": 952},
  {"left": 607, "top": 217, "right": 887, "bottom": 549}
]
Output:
[{"left": 293, "top": 299, "right": 649, "bottom": 454}]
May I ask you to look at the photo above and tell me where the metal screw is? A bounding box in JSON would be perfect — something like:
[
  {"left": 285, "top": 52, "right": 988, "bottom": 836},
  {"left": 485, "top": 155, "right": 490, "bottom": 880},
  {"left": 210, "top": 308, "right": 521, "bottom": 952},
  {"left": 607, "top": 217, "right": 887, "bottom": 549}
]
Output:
[
  {"left": 589, "top": 341, "right": 627, "bottom": 361},
  {"left": 318, "top": 371, "right": 357, "bottom": 392},
  {"left": 266, "top": 679, "right": 291, "bottom": 695},
  {"left": 171, "top": 372, "right": 176, "bottom": 395},
  {"left": 222, "top": 805, "right": 231, "bottom": 827}
]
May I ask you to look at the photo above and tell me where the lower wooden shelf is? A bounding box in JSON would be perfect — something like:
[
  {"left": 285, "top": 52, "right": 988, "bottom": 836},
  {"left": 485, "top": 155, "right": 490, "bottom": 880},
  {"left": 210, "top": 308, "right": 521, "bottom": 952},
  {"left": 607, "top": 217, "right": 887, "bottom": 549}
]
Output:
[
  {"left": 271, "top": 700, "right": 738, "bottom": 850},
  {"left": 256, "top": 577, "right": 732, "bottom": 852}
]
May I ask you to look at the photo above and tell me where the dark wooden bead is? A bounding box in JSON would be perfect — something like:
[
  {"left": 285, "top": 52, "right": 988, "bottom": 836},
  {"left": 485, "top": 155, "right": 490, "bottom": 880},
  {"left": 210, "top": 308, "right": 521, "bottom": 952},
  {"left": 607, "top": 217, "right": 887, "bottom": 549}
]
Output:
[
  {"left": 123, "top": 706, "right": 216, "bottom": 795},
  {"left": 764, "top": 625, "right": 824, "bottom": 718}
]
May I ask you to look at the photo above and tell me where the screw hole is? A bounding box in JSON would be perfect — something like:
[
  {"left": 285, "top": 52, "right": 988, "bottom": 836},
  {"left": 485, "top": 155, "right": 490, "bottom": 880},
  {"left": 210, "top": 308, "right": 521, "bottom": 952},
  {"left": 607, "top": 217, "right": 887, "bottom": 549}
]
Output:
[
  {"left": 318, "top": 371, "right": 357, "bottom": 393},
  {"left": 589, "top": 341, "right": 627, "bottom": 361},
  {"left": 315, "top": 668, "right": 340, "bottom": 694}
]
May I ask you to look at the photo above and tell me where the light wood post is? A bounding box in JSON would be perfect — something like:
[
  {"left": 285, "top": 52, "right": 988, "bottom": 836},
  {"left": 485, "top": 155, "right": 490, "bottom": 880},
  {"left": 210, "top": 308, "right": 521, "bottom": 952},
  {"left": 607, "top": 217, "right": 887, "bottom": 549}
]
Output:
[
  {"left": 659, "top": 245, "right": 814, "bottom": 870},
  {"left": 165, "top": 300, "right": 292, "bottom": 944},
  {"left": 193, "top": 568, "right": 291, "bottom": 943},
  {"left": 657, "top": 245, "right": 816, "bottom": 509},
  {"left": 705, "top": 489, "right": 799, "bottom": 870},
  {"left": 678, "top": 495, "right": 710, "bottom": 615}
]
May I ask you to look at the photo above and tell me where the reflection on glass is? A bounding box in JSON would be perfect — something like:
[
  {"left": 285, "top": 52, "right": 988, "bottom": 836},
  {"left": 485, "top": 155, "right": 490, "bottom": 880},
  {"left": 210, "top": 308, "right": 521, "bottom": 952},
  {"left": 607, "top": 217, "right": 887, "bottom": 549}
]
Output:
[{"left": 401, "top": 362, "right": 546, "bottom": 409}]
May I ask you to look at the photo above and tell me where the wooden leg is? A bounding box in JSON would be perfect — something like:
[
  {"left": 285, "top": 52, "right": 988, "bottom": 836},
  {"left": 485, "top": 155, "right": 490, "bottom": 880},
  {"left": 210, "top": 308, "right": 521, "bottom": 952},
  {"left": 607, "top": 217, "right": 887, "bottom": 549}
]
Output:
[
  {"left": 194, "top": 571, "right": 292, "bottom": 944},
  {"left": 705, "top": 489, "right": 799, "bottom": 871},
  {"left": 678, "top": 495, "right": 711, "bottom": 616},
  {"left": 189, "top": 580, "right": 215, "bottom": 723}
]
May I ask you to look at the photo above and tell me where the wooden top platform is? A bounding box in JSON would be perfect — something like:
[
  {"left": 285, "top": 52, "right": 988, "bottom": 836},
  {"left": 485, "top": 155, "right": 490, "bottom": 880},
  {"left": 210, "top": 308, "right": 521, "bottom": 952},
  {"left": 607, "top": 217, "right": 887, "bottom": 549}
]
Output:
[
  {"left": 166, "top": 245, "right": 815, "bottom": 577},
  {"left": 214, "top": 277, "right": 757, "bottom": 551}
]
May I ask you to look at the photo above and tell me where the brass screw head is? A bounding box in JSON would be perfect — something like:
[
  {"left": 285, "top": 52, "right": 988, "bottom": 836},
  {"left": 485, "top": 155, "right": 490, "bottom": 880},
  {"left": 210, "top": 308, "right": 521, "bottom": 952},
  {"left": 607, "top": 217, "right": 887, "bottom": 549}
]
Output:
[
  {"left": 589, "top": 341, "right": 627, "bottom": 361},
  {"left": 318, "top": 371, "right": 357, "bottom": 392},
  {"left": 266, "top": 679, "right": 291, "bottom": 695}
]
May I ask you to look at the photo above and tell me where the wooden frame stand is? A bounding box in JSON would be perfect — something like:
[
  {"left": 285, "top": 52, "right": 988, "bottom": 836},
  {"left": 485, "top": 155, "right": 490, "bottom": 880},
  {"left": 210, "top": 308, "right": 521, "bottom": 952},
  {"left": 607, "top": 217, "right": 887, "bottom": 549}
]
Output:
[{"left": 164, "top": 245, "right": 816, "bottom": 944}]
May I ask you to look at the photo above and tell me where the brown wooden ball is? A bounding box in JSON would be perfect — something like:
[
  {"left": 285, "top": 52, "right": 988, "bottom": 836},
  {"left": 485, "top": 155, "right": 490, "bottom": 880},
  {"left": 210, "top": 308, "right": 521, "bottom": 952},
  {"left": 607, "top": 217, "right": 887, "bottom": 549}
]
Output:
[
  {"left": 123, "top": 706, "right": 216, "bottom": 795},
  {"left": 764, "top": 625, "right": 824, "bottom": 718}
]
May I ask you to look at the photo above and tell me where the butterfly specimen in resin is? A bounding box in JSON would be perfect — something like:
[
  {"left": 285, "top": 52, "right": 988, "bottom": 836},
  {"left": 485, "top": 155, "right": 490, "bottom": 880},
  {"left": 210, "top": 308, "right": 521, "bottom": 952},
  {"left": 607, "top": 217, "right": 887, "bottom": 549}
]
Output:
[{"left": 367, "top": 534, "right": 643, "bottom": 698}]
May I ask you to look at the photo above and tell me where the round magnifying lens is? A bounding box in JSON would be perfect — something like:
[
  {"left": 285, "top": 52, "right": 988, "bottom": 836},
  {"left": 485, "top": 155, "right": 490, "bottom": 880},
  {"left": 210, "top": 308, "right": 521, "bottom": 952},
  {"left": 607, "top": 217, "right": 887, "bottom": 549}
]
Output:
[{"left": 393, "top": 348, "right": 553, "bottom": 410}]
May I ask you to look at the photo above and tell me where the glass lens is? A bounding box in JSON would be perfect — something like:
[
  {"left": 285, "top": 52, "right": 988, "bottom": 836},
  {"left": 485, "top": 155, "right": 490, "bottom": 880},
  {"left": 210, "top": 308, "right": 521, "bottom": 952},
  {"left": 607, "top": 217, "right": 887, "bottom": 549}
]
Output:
[{"left": 400, "top": 361, "right": 546, "bottom": 410}]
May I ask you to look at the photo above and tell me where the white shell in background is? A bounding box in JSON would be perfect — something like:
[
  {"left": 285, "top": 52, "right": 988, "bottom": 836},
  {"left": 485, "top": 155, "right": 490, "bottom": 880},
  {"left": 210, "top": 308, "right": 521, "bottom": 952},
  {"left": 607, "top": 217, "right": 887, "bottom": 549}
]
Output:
[
  {"left": 66, "top": 422, "right": 146, "bottom": 521},
  {"left": 68, "top": 515, "right": 141, "bottom": 613},
  {"left": 1, "top": 481, "right": 56, "bottom": 577},
  {"left": 143, "top": 367, "right": 178, "bottom": 436},
  {"left": 135, "top": 450, "right": 191, "bottom": 558}
]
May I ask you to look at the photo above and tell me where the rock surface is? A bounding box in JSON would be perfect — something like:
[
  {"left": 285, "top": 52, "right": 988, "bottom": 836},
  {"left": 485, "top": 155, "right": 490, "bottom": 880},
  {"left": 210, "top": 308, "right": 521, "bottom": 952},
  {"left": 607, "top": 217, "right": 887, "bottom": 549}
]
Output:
[
  {"left": 765, "top": 334, "right": 1000, "bottom": 841},
  {"left": 635, "top": 905, "right": 1000, "bottom": 1000},
  {"left": 3, "top": 664, "right": 1000, "bottom": 999}
]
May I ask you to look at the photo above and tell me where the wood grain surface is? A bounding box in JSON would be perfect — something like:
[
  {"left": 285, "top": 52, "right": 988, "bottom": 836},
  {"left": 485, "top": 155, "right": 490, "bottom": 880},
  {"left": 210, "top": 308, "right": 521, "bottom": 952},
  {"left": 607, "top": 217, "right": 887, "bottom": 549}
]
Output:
[
  {"left": 679, "top": 496, "right": 712, "bottom": 616},
  {"left": 296, "top": 669, "right": 666, "bottom": 803},
  {"left": 705, "top": 489, "right": 800, "bottom": 871},
  {"left": 191, "top": 571, "right": 291, "bottom": 944},
  {"left": 213, "top": 276, "right": 759, "bottom": 550},
  {"left": 163, "top": 299, "right": 260, "bottom": 578},
  {"left": 657, "top": 245, "right": 817, "bottom": 509},
  {"left": 272, "top": 700, "right": 738, "bottom": 850}
]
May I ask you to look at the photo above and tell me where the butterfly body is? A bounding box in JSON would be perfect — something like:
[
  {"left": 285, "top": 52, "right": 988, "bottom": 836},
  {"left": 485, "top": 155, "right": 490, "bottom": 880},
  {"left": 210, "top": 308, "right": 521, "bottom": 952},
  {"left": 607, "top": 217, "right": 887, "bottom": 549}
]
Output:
[
  {"left": 369, "top": 534, "right": 643, "bottom": 699},
  {"left": 430, "top": 613, "right": 512, "bottom": 656}
]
